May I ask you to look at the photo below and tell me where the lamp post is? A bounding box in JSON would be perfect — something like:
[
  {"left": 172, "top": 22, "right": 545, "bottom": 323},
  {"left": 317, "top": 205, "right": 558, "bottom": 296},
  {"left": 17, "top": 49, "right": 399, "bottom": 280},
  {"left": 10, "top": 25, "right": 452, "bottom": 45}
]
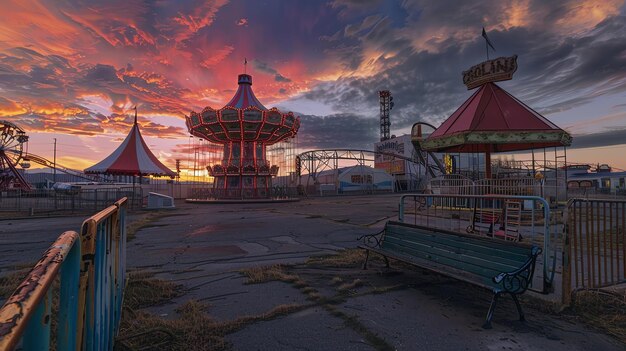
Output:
[{"left": 53, "top": 138, "right": 57, "bottom": 183}]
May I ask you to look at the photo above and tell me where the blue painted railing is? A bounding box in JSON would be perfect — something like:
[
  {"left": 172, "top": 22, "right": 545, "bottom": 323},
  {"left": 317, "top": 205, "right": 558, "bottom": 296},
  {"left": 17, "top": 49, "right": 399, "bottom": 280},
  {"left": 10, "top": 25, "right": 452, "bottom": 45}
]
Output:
[{"left": 0, "top": 197, "right": 127, "bottom": 350}]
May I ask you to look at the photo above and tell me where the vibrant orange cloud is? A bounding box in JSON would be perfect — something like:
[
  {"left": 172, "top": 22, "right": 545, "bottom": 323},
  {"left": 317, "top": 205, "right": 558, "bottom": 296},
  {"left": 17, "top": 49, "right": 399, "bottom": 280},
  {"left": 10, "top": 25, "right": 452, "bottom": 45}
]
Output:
[
  {"left": 554, "top": 1, "right": 624, "bottom": 34},
  {"left": 0, "top": 1, "right": 83, "bottom": 56},
  {"left": 200, "top": 45, "right": 235, "bottom": 68}
]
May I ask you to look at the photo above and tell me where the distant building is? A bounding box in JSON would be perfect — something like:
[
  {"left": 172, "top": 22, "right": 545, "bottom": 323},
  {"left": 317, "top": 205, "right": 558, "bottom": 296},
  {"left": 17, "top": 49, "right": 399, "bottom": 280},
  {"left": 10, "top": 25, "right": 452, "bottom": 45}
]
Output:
[
  {"left": 302, "top": 165, "right": 393, "bottom": 194},
  {"left": 566, "top": 164, "right": 626, "bottom": 194}
]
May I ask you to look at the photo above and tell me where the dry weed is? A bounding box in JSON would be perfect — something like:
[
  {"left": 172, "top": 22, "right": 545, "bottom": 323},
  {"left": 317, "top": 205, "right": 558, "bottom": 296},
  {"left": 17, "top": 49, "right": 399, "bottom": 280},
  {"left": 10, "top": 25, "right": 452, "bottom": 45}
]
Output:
[
  {"left": 240, "top": 265, "right": 298, "bottom": 284},
  {"left": 573, "top": 290, "right": 626, "bottom": 343}
]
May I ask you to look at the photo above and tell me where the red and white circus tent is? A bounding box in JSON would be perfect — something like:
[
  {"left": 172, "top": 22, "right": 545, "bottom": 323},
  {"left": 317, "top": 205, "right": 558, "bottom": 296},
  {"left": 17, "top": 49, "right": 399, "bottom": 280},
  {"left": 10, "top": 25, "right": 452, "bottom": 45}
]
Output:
[{"left": 85, "top": 110, "right": 175, "bottom": 178}]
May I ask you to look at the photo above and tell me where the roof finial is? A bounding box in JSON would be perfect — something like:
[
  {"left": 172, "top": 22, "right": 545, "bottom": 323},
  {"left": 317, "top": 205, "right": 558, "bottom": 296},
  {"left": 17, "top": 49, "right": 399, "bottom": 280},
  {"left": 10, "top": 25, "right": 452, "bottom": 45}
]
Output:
[
  {"left": 134, "top": 106, "right": 138, "bottom": 125},
  {"left": 244, "top": 57, "right": 247, "bottom": 74}
]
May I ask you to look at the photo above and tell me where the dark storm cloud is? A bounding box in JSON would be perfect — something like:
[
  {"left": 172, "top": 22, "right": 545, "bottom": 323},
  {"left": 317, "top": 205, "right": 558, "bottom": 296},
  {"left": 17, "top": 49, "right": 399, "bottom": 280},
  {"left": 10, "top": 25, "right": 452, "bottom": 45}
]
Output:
[
  {"left": 296, "top": 113, "right": 379, "bottom": 150},
  {"left": 570, "top": 129, "right": 626, "bottom": 150},
  {"left": 297, "top": 1, "right": 626, "bottom": 150},
  {"left": 253, "top": 60, "right": 292, "bottom": 83},
  {"left": 507, "top": 17, "right": 626, "bottom": 108},
  {"left": 331, "top": 0, "right": 386, "bottom": 17}
]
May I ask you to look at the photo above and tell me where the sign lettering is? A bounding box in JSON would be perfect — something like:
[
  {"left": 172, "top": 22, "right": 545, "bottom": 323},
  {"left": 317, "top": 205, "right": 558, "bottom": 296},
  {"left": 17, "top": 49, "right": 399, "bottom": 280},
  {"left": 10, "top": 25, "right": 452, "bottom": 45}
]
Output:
[{"left": 462, "top": 55, "right": 518, "bottom": 90}]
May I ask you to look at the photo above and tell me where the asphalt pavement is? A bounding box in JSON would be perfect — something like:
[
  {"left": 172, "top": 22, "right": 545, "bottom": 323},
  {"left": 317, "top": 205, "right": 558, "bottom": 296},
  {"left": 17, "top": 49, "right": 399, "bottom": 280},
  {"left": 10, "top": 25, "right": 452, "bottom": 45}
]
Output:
[{"left": 1, "top": 194, "right": 623, "bottom": 350}]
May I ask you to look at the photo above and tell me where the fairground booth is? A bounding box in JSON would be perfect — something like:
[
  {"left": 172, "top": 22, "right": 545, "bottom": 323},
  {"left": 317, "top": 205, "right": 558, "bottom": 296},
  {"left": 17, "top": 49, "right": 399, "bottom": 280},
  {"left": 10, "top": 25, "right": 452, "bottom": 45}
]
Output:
[{"left": 418, "top": 55, "right": 572, "bottom": 206}]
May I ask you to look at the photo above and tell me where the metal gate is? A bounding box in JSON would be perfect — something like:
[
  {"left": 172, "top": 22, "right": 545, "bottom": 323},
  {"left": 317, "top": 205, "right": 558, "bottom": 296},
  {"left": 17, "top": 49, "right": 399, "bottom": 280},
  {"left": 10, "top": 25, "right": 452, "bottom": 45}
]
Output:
[{"left": 563, "top": 198, "right": 626, "bottom": 304}]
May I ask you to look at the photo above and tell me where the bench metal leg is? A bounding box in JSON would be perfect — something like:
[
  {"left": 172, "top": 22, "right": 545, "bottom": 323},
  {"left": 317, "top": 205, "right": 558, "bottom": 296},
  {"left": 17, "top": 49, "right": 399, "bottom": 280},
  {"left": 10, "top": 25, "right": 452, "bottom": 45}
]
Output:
[
  {"left": 483, "top": 293, "right": 500, "bottom": 329},
  {"left": 511, "top": 293, "right": 525, "bottom": 322},
  {"left": 383, "top": 255, "right": 390, "bottom": 268},
  {"left": 362, "top": 249, "right": 370, "bottom": 270}
]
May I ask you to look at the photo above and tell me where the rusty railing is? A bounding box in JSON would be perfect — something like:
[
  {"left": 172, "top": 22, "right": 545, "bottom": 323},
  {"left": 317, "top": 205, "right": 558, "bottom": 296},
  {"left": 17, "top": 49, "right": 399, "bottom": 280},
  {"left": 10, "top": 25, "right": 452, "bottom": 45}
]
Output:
[
  {"left": 0, "top": 197, "right": 127, "bottom": 350},
  {"left": 563, "top": 198, "right": 626, "bottom": 304}
]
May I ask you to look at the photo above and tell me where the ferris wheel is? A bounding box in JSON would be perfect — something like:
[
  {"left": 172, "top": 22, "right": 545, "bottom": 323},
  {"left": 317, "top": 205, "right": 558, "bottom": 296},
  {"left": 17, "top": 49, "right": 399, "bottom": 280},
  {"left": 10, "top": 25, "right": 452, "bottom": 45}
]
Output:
[{"left": 0, "top": 120, "right": 31, "bottom": 190}]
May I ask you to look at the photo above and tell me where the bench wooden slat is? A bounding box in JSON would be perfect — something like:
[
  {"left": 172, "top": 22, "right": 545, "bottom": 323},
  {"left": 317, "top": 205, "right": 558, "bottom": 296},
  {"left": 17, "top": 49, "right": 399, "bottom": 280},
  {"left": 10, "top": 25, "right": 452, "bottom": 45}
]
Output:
[
  {"left": 386, "top": 230, "right": 528, "bottom": 268},
  {"left": 385, "top": 226, "right": 529, "bottom": 267},
  {"left": 382, "top": 239, "right": 504, "bottom": 282},
  {"left": 366, "top": 246, "right": 499, "bottom": 290},
  {"left": 382, "top": 235, "right": 521, "bottom": 276},
  {"left": 387, "top": 221, "right": 531, "bottom": 255}
]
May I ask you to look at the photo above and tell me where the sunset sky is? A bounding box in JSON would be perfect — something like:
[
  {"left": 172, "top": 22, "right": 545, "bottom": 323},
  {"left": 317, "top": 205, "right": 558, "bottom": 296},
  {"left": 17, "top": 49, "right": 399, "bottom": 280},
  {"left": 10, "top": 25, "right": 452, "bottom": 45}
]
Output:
[{"left": 1, "top": 0, "right": 626, "bottom": 173}]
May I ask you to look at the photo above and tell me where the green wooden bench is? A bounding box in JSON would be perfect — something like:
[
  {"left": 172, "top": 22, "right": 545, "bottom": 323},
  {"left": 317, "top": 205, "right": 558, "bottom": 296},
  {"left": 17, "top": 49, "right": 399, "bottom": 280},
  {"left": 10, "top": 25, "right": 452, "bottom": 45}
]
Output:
[{"left": 358, "top": 221, "right": 541, "bottom": 329}]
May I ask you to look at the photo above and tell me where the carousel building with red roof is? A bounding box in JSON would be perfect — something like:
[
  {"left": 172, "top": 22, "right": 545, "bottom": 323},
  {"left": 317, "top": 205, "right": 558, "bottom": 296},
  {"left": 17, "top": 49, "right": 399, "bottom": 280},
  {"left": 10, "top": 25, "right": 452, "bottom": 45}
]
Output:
[{"left": 186, "top": 73, "right": 300, "bottom": 199}]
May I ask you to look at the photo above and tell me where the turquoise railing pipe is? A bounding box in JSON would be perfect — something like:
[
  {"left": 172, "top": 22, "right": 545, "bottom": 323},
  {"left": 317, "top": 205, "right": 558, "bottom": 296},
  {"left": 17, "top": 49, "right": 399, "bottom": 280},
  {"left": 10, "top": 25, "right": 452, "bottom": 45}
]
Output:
[
  {"left": 0, "top": 231, "right": 81, "bottom": 350},
  {"left": 0, "top": 197, "right": 128, "bottom": 350}
]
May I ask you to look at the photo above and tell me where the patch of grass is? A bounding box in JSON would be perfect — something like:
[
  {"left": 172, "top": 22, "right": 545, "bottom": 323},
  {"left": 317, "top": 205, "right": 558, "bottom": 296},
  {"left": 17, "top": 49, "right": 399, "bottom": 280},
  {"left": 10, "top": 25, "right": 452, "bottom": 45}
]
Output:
[
  {"left": 306, "top": 291, "right": 322, "bottom": 301},
  {"left": 324, "top": 305, "right": 395, "bottom": 351},
  {"left": 306, "top": 249, "right": 375, "bottom": 268},
  {"left": 123, "top": 271, "right": 184, "bottom": 310},
  {"left": 223, "top": 303, "right": 308, "bottom": 334},
  {"left": 369, "top": 284, "right": 406, "bottom": 295},
  {"left": 337, "top": 279, "right": 364, "bottom": 292},
  {"left": 300, "top": 286, "right": 317, "bottom": 295},
  {"left": 240, "top": 264, "right": 298, "bottom": 284},
  {"left": 571, "top": 290, "right": 626, "bottom": 343},
  {"left": 330, "top": 276, "right": 343, "bottom": 285},
  {"left": 292, "top": 279, "right": 308, "bottom": 288},
  {"left": 117, "top": 299, "right": 310, "bottom": 350},
  {"left": 117, "top": 300, "right": 225, "bottom": 350},
  {"left": 118, "top": 253, "right": 408, "bottom": 350},
  {"left": 0, "top": 267, "right": 31, "bottom": 300}
]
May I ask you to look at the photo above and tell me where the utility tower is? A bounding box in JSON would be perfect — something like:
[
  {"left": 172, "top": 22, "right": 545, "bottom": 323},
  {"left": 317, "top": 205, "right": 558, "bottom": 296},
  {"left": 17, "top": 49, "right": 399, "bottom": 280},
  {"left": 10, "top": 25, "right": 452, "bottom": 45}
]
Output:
[{"left": 379, "top": 90, "right": 393, "bottom": 141}]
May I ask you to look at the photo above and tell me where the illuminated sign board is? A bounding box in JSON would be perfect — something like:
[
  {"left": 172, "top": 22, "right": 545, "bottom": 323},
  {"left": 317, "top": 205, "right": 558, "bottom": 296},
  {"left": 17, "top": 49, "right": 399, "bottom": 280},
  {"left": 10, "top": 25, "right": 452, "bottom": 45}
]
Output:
[
  {"left": 374, "top": 135, "right": 411, "bottom": 175},
  {"left": 375, "top": 160, "right": 406, "bottom": 175}
]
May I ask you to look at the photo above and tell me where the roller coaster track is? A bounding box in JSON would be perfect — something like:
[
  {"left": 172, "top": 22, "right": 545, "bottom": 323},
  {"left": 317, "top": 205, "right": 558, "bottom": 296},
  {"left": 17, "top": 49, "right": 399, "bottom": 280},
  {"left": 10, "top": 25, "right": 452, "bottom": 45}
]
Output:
[
  {"left": 22, "top": 153, "right": 110, "bottom": 183},
  {"left": 297, "top": 148, "right": 445, "bottom": 179}
]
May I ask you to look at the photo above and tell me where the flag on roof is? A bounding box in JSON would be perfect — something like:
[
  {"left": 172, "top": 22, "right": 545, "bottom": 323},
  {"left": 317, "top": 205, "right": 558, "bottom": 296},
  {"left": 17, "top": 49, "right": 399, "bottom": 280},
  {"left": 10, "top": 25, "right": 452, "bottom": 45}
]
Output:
[{"left": 482, "top": 27, "right": 496, "bottom": 52}]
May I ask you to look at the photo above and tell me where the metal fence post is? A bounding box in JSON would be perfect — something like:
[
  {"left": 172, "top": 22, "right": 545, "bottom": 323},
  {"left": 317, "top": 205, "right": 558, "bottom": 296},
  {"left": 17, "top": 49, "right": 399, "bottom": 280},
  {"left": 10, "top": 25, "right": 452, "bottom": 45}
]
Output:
[
  {"left": 22, "top": 290, "right": 52, "bottom": 350},
  {"left": 57, "top": 239, "right": 81, "bottom": 350},
  {"left": 562, "top": 201, "right": 572, "bottom": 306}
]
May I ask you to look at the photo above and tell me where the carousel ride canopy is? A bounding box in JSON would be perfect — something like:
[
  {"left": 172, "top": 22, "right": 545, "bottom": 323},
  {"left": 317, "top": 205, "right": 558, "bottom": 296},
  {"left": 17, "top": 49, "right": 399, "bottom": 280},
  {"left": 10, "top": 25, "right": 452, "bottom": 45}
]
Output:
[
  {"left": 421, "top": 55, "right": 572, "bottom": 178},
  {"left": 421, "top": 81, "right": 572, "bottom": 153}
]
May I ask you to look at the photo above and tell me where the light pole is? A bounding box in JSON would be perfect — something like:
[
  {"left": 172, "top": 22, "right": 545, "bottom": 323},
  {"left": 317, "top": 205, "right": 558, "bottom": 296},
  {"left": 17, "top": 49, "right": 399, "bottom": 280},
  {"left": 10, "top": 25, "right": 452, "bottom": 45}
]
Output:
[{"left": 53, "top": 138, "right": 57, "bottom": 183}]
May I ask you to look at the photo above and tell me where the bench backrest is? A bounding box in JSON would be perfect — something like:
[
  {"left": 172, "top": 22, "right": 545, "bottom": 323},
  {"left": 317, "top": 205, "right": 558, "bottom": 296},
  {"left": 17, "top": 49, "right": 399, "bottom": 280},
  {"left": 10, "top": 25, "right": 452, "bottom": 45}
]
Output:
[{"left": 381, "top": 221, "right": 537, "bottom": 290}]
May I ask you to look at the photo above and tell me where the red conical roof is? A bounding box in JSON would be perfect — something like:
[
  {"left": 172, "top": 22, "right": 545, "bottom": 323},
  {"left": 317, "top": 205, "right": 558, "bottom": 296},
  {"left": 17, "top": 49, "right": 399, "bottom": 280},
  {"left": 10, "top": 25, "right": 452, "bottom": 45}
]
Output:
[
  {"left": 422, "top": 82, "right": 571, "bottom": 152},
  {"left": 85, "top": 115, "right": 175, "bottom": 177},
  {"left": 224, "top": 74, "right": 267, "bottom": 110}
]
